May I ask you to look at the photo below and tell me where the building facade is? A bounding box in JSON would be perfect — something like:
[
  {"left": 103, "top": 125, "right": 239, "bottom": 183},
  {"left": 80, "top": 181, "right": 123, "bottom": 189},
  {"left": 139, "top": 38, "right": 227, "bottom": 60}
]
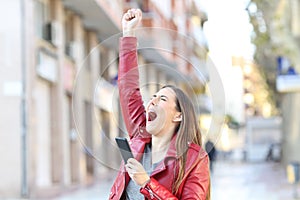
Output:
[{"left": 0, "top": 0, "right": 208, "bottom": 198}]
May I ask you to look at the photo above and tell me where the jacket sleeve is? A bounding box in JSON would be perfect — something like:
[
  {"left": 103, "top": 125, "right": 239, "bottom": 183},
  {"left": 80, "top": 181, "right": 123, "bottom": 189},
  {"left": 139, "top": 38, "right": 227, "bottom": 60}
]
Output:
[
  {"left": 118, "top": 37, "right": 150, "bottom": 139},
  {"left": 140, "top": 155, "right": 210, "bottom": 200},
  {"left": 140, "top": 178, "right": 178, "bottom": 200}
]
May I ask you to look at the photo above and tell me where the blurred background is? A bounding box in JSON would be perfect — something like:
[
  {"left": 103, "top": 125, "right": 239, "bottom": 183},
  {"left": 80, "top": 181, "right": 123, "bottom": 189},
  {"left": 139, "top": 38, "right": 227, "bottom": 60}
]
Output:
[{"left": 0, "top": 0, "right": 300, "bottom": 199}]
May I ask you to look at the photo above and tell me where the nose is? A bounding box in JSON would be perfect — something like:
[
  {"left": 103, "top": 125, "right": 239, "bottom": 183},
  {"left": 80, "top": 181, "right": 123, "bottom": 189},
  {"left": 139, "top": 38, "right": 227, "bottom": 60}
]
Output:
[{"left": 150, "top": 96, "right": 159, "bottom": 106}]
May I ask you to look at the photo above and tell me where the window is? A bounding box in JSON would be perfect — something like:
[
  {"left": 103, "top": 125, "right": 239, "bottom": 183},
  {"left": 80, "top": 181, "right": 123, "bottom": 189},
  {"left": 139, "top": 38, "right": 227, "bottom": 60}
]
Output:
[
  {"left": 64, "top": 10, "right": 76, "bottom": 58},
  {"left": 34, "top": 0, "right": 50, "bottom": 39}
]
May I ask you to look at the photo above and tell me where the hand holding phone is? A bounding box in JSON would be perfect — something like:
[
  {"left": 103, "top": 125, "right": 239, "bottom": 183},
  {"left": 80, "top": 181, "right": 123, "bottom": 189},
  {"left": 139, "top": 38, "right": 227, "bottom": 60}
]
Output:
[{"left": 115, "top": 137, "right": 134, "bottom": 162}]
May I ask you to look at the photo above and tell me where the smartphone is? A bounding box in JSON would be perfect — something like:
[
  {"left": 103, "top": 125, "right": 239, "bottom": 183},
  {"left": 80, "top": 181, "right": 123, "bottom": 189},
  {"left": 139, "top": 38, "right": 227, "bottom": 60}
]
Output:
[{"left": 115, "top": 137, "right": 134, "bottom": 162}]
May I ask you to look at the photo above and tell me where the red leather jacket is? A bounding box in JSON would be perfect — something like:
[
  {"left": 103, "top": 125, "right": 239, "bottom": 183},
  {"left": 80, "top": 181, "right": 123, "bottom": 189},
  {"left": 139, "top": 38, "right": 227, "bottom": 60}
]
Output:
[{"left": 109, "top": 37, "right": 210, "bottom": 200}]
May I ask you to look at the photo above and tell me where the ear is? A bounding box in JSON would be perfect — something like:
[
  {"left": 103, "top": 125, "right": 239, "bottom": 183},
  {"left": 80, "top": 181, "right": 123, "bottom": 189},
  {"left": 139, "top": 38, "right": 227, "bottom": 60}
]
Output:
[{"left": 173, "top": 112, "right": 182, "bottom": 122}]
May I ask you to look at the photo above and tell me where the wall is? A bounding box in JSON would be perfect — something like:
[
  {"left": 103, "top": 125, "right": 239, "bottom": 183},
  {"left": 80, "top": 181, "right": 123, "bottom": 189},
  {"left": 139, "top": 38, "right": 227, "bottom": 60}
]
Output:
[{"left": 0, "top": 0, "right": 22, "bottom": 196}]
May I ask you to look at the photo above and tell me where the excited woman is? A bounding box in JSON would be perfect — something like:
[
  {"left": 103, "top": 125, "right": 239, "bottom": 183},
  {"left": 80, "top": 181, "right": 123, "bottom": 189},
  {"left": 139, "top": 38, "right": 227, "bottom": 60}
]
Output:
[{"left": 109, "top": 8, "right": 210, "bottom": 200}]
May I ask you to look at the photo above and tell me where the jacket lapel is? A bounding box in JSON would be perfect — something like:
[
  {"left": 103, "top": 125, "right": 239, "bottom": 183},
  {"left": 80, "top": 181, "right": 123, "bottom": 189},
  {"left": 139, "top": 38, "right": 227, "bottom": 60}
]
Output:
[
  {"left": 151, "top": 134, "right": 178, "bottom": 176},
  {"left": 130, "top": 137, "right": 151, "bottom": 161}
]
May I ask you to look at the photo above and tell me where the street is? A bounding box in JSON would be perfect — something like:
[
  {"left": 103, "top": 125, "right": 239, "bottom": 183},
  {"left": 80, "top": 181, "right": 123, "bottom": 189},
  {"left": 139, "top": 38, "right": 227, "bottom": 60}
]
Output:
[{"left": 52, "top": 160, "right": 299, "bottom": 200}]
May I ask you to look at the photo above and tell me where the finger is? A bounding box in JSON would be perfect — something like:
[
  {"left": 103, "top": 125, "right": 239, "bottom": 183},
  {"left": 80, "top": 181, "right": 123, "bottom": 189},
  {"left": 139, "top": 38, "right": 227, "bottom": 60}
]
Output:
[
  {"left": 125, "top": 13, "right": 130, "bottom": 20},
  {"left": 125, "top": 165, "right": 136, "bottom": 175},
  {"left": 125, "top": 162, "right": 133, "bottom": 170},
  {"left": 135, "top": 9, "right": 142, "bottom": 18},
  {"left": 131, "top": 9, "right": 140, "bottom": 19},
  {"left": 125, "top": 165, "right": 132, "bottom": 173},
  {"left": 130, "top": 8, "right": 137, "bottom": 14},
  {"left": 127, "top": 158, "right": 138, "bottom": 164},
  {"left": 128, "top": 9, "right": 135, "bottom": 19},
  {"left": 126, "top": 170, "right": 134, "bottom": 178},
  {"left": 126, "top": 11, "right": 133, "bottom": 20},
  {"left": 124, "top": 10, "right": 132, "bottom": 20}
]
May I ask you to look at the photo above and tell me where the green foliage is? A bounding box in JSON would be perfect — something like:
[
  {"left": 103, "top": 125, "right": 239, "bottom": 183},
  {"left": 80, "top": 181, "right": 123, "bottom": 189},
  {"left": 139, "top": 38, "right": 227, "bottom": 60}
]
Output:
[{"left": 247, "top": 0, "right": 281, "bottom": 111}]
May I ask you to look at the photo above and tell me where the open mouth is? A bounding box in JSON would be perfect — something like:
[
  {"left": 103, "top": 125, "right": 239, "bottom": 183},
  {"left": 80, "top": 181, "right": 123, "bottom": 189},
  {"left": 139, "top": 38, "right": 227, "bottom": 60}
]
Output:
[{"left": 148, "top": 111, "right": 157, "bottom": 122}]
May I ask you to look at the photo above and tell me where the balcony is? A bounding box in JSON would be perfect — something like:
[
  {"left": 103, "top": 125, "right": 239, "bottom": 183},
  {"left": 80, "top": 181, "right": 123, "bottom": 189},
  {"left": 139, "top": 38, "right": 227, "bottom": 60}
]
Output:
[{"left": 62, "top": 0, "right": 121, "bottom": 42}]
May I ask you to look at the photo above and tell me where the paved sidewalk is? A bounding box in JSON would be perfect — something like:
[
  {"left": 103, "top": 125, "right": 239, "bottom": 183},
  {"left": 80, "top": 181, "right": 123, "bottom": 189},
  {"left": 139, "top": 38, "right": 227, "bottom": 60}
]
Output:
[
  {"left": 211, "top": 161, "right": 299, "bottom": 200},
  {"left": 52, "top": 175, "right": 115, "bottom": 200},
  {"left": 52, "top": 161, "right": 300, "bottom": 200}
]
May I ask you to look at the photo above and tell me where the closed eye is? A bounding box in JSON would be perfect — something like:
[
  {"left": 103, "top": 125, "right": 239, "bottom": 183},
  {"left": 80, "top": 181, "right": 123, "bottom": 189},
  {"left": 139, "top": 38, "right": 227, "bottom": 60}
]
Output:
[
  {"left": 161, "top": 97, "right": 167, "bottom": 101},
  {"left": 150, "top": 94, "right": 168, "bottom": 101},
  {"left": 159, "top": 95, "right": 168, "bottom": 101}
]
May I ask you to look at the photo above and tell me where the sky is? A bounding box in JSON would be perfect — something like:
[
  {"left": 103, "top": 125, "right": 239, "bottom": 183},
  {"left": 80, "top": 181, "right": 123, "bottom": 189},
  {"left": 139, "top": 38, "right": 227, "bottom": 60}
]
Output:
[
  {"left": 201, "top": 0, "right": 255, "bottom": 122},
  {"left": 202, "top": 0, "right": 255, "bottom": 60}
]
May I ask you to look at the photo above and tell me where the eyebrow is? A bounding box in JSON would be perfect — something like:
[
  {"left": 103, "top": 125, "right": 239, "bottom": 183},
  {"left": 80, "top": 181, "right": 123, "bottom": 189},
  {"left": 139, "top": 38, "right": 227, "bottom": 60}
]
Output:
[{"left": 153, "top": 94, "right": 169, "bottom": 99}]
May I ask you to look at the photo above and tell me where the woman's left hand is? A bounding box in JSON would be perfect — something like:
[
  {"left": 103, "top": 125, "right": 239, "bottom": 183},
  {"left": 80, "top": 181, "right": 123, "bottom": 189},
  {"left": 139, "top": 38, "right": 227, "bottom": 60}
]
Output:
[{"left": 125, "top": 158, "right": 150, "bottom": 187}]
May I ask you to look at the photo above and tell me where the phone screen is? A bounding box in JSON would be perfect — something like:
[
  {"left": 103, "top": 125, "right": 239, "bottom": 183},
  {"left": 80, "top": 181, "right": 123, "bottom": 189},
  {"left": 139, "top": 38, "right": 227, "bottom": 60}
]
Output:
[{"left": 115, "top": 137, "right": 134, "bottom": 162}]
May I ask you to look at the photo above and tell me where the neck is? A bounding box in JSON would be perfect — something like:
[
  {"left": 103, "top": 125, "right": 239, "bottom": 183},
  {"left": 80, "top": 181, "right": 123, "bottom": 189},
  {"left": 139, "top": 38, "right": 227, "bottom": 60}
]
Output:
[
  {"left": 151, "top": 128, "right": 174, "bottom": 151},
  {"left": 151, "top": 126, "right": 176, "bottom": 164}
]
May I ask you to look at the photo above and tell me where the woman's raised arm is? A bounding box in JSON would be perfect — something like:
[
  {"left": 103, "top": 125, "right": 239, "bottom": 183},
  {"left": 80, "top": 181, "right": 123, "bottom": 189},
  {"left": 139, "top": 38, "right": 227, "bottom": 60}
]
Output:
[{"left": 118, "top": 9, "right": 150, "bottom": 139}]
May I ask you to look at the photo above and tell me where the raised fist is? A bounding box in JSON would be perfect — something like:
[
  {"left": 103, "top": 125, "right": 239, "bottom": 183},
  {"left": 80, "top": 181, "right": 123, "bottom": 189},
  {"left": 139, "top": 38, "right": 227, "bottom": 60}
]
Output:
[{"left": 122, "top": 8, "right": 142, "bottom": 36}]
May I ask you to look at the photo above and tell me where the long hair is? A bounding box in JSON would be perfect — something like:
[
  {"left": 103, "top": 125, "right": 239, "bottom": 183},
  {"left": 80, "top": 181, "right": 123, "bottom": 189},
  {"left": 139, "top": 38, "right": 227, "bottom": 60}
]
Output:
[{"left": 162, "top": 85, "right": 210, "bottom": 199}]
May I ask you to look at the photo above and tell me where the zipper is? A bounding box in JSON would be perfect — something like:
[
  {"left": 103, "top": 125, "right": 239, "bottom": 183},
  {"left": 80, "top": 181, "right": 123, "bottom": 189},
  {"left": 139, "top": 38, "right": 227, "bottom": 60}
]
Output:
[{"left": 145, "top": 187, "right": 162, "bottom": 200}]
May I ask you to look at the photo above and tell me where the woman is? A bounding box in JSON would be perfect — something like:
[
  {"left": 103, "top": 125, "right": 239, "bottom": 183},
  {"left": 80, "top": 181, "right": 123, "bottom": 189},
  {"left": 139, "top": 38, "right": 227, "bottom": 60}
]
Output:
[{"left": 109, "top": 8, "right": 210, "bottom": 200}]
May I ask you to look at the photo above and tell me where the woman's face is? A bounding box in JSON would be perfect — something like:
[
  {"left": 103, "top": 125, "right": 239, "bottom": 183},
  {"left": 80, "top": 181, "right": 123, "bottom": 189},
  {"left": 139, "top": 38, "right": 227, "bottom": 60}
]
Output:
[{"left": 145, "top": 87, "right": 181, "bottom": 135}]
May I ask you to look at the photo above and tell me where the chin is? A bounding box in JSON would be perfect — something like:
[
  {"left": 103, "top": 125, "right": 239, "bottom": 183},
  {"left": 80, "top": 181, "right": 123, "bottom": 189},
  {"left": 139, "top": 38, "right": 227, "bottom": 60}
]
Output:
[{"left": 146, "top": 125, "right": 155, "bottom": 135}]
